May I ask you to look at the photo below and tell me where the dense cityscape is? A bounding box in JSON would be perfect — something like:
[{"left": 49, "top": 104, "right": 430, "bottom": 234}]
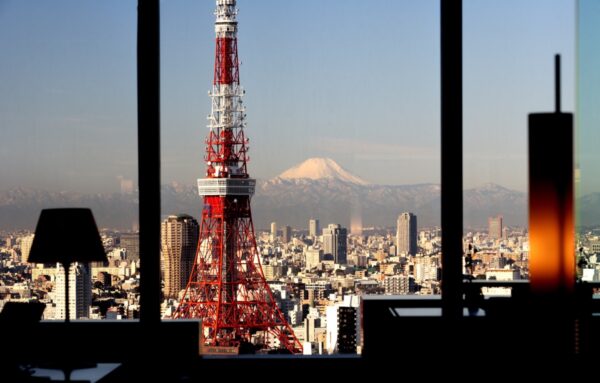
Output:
[
  {"left": 0, "top": 212, "right": 546, "bottom": 355},
  {"left": 4, "top": 208, "right": 600, "bottom": 356}
]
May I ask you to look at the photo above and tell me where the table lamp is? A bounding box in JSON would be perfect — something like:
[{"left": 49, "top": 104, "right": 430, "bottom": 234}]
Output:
[{"left": 28, "top": 208, "right": 107, "bottom": 322}]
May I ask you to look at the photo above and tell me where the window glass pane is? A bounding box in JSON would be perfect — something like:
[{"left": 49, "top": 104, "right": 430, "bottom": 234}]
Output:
[
  {"left": 0, "top": 1, "right": 138, "bottom": 320},
  {"left": 161, "top": 0, "right": 439, "bottom": 355},
  {"left": 464, "top": 0, "right": 575, "bottom": 296},
  {"left": 576, "top": 0, "right": 600, "bottom": 284}
]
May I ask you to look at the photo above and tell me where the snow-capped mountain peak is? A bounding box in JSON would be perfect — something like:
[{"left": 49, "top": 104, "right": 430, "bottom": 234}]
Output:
[{"left": 277, "top": 157, "right": 369, "bottom": 185}]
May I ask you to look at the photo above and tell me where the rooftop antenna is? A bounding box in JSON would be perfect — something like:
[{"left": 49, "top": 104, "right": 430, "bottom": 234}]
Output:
[{"left": 555, "top": 54, "right": 561, "bottom": 113}]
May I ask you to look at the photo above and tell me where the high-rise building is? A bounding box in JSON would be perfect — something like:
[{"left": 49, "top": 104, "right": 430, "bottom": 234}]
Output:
[
  {"left": 337, "top": 307, "right": 358, "bottom": 354},
  {"left": 120, "top": 233, "right": 140, "bottom": 261},
  {"left": 326, "top": 305, "right": 357, "bottom": 354},
  {"left": 20, "top": 234, "right": 35, "bottom": 263},
  {"left": 161, "top": 215, "right": 199, "bottom": 299},
  {"left": 263, "top": 264, "right": 284, "bottom": 281},
  {"left": 305, "top": 249, "right": 323, "bottom": 270},
  {"left": 271, "top": 222, "right": 277, "bottom": 241},
  {"left": 389, "top": 245, "right": 397, "bottom": 257},
  {"left": 323, "top": 224, "right": 347, "bottom": 264},
  {"left": 54, "top": 263, "right": 92, "bottom": 320},
  {"left": 309, "top": 219, "right": 319, "bottom": 238},
  {"left": 396, "top": 212, "right": 417, "bottom": 256},
  {"left": 502, "top": 227, "right": 510, "bottom": 241},
  {"left": 384, "top": 275, "right": 411, "bottom": 295},
  {"left": 303, "top": 317, "right": 319, "bottom": 343},
  {"left": 282, "top": 225, "right": 292, "bottom": 243},
  {"left": 488, "top": 215, "right": 503, "bottom": 239}
]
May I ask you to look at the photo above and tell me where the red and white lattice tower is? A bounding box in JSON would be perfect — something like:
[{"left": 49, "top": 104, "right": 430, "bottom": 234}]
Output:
[{"left": 174, "top": 0, "right": 302, "bottom": 354}]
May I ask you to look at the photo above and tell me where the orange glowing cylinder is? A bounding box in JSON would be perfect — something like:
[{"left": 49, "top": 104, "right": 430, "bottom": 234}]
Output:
[{"left": 528, "top": 55, "right": 574, "bottom": 294}]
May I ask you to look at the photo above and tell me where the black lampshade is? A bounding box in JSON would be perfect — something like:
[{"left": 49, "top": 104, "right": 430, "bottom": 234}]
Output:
[{"left": 28, "top": 208, "right": 107, "bottom": 265}]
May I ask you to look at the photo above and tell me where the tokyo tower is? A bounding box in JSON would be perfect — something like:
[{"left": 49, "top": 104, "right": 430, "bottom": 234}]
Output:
[{"left": 174, "top": 0, "right": 302, "bottom": 354}]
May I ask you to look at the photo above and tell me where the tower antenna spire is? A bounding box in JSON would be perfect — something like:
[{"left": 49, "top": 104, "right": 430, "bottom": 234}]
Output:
[{"left": 555, "top": 53, "right": 561, "bottom": 113}]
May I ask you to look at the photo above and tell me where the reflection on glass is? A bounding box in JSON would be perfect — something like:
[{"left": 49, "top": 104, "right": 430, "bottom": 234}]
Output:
[
  {"left": 463, "top": 0, "right": 574, "bottom": 294},
  {"left": 0, "top": 1, "right": 138, "bottom": 320},
  {"left": 576, "top": 0, "right": 600, "bottom": 283}
]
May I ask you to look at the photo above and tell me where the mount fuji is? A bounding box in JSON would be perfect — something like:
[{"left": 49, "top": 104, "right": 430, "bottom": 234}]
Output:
[{"left": 277, "top": 157, "right": 369, "bottom": 185}]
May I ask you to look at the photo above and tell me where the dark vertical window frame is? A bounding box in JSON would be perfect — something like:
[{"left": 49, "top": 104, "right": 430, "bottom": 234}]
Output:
[
  {"left": 137, "top": 0, "right": 162, "bottom": 326},
  {"left": 441, "top": 0, "right": 463, "bottom": 320}
]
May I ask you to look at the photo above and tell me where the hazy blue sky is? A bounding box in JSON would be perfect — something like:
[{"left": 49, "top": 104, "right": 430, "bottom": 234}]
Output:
[
  {"left": 0, "top": 0, "right": 575, "bottom": 193},
  {"left": 578, "top": 0, "right": 600, "bottom": 197}
]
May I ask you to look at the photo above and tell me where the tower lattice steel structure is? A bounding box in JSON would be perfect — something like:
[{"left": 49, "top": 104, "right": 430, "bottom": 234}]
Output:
[{"left": 174, "top": 0, "right": 302, "bottom": 354}]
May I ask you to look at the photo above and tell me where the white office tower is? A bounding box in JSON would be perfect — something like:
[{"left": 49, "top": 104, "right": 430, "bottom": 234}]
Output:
[
  {"left": 303, "top": 316, "right": 319, "bottom": 343},
  {"left": 282, "top": 225, "right": 292, "bottom": 243},
  {"left": 288, "top": 305, "right": 303, "bottom": 326},
  {"left": 396, "top": 212, "right": 417, "bottom": 256},
  {"left": 305, "top": 248, "right": 323, "bottom": 270},
  {"left": 303, "top": 341, "right": 313, "bottom": 355},
  {"left": 488, "top": 215, "right": 503, "bottom": 239},
  {"left": 325, "top": 306, "right": 338, "bottom": 354},
  {"left": 309, "top": 219, "right": 320, "bottom": 238},
  {"left": 20, "top": 234, "right": 35, "bottom": 263},
  {"left": 54, "top": 262, "right": 92, "bottom": 320},
  {"left": 323, "top": 224, "right": 347, "bottom": 264},
  {"left": 270, "top": 222, "right": 277, "bottom": 241}
]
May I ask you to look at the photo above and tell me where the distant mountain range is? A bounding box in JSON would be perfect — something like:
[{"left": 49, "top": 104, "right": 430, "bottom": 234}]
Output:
[
  {"left": 0, "top": 188, "right": 139, "bottom": 231},
  {"left": 253, "top": 159, "right": 526, "bottom": 229},
  {"left": 2, "top": 157, "right": 598, "bottom": 231}
]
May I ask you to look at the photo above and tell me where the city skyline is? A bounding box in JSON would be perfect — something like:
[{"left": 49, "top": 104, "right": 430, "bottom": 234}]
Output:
[
  {"left": 1, "top": 1, "right": 597, "bottom": 365},
  {"left": 0, "top": 0, "right": 575, "bottom": 194}
]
